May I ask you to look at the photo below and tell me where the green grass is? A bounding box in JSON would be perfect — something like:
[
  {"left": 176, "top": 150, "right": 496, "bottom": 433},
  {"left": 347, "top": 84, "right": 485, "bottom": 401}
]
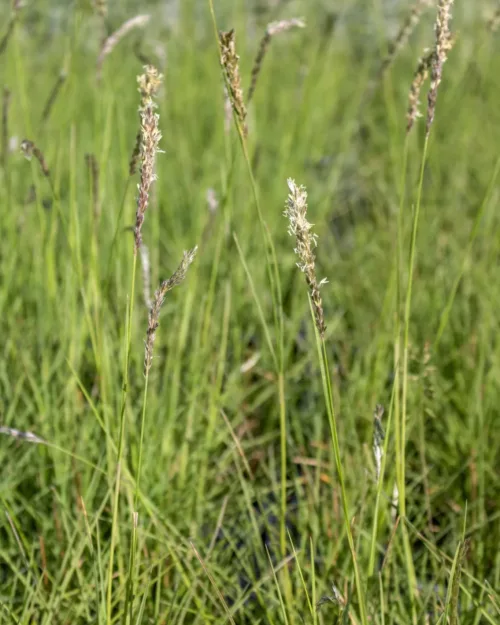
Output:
[{"left": 1, "top": 1, "right": 500, "bottom": 623}]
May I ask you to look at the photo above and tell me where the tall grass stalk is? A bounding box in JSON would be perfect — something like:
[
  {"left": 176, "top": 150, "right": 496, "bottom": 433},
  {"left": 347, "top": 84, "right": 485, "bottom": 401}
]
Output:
[
  {"left": 107, "top": 65, "right": 162, "bottom": 623},
  {"left": 124, "top": 251, "right": 198, "bottom": 622},
  {"left": 398, "top": 1, "right": 455, "bottom": 606},
  {"left": 106, "top": 252, "right": 138, "bottom": 622},
  {"left": 207, "top": 0, "right": 289, "bottom": 569},
  {"left": 316, "top": 337, "right": 368, "bottom": 625},
  {"left": 393, "top": 135, "right": 419, "bottom": 605},
  {"left": 399, "top": 135, "right": 429, "bottom": 609},
  {"left": 394, "top": 136, "right": 408, "bottom": 525},
  {"left": 284, "top": 179, "right": 367, "bottom": 625}
]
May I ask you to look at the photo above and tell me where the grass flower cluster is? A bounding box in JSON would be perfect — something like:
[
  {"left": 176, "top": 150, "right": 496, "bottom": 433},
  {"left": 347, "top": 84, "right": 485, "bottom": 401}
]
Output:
[
  {"left": 284, "top": 178, "right": 326, "bottom": 338},
  {"left": 219, "top": 29, "right": 248, "bottom": 135}
]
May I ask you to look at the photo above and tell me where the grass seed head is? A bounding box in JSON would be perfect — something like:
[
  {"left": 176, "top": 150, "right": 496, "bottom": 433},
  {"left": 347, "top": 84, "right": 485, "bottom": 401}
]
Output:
[
  {"left": 426, "top": 0, "right": 454, "bottom": 136},
  {"left": 379, "top": 0, "right": 432, "bottom": 77},
  {"left": 144, "top": 247, "right": 198, "bottom": 375},
  {"left": 284, "top": 178, "right": 327, "bottom": 339},
  {"left": 96, "top": 15, "right": 150, "bottom": 82},
  {"left": 406, "top": 49, "right": 433, "bottom": 133},
  {"left": 134, "top": 104, "right": 161, "bottom": 250},
  {"left": 137, "top": 65, "right": 162, "bottom": 103},
  {"left": 248, "top": 18, "right": 305, "bottom": 103},
  {"left": 0, "top": 426, "right": 45, "bottom": 444},
  {"left": 130, "top": 66, "right": 163, "bottom": 176},
  {"left": 134, "top": 66, "right": 163, "bottom": 252},
  {"left": 21, "top": 139, "right": 50, "bottom": 177},
  {"left": 219, "top": 29, "right": 248, "bottom": 136}
]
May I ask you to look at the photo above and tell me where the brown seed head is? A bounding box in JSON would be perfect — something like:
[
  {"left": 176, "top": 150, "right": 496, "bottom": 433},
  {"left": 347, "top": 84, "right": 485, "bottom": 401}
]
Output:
[
  {"left": 406, "top": 49, "right": 433, "bottom": 133},
  {"left": 130, "top": 66, "right": 163, "bottom": 176},
  {"left": 426, "top": 0, "right": 454, "bottom": 136},
  {"left": 144, "top": 247, "right": 198, "bottom": 375},
  {"left": 133, "top": 66, "right": 163, "bottom": 251},
  {"left": 134, "top": 102, "right": 161, "bottom": 251},
  {"left": 284, "top": 178, "right": 327, "bottom": 339},
  {"left": 21, "top": 139, "right": 50, "bottom": 177},
  {"left": 219, "top": 30, "right": 247, "bottom": 136}
]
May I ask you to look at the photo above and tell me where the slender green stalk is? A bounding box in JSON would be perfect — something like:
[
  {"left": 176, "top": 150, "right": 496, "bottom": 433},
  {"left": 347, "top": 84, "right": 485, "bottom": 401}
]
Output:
[
  {"left": 107, "top": 252, "right": 138, "bottom": 623},
  {"left": 401, "top": 135, "right": 429, "bottom": 506},
  {"left": 316, "top": 336, "right": 368, "bottom": 625},
  {"left": 393, "top": 136, "right": 418, "bottom": 610},
  {"left": 123, "top": 370, "right": 150, "bottom": 625},
  {"left": 394, "top": 137, "right": 409, "bottom": 538},
  {"left": 278, "top": 371, "right": 287, "bottom": 556},
  {"left": 134, "top": 375, "right": 150, "bottom": 509},
  {"left": 400, "top": 135, "right": 429, "bottom": 607}
]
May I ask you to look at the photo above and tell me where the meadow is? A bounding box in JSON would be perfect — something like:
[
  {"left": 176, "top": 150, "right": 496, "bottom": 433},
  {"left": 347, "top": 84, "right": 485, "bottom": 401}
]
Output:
[{"left": 1, "top": 0, "right": 499, "bottom": 623}]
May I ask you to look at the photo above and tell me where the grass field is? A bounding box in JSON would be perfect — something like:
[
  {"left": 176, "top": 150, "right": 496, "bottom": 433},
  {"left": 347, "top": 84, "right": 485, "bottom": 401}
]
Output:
[{"left": 1, "top": 0, "right": 500, "bottom": 623}]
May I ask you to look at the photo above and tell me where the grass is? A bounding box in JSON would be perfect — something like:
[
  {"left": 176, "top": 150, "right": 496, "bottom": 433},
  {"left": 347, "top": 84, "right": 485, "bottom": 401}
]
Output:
[{"left": 1, "top": 0, "right": 500, "bottom": 623}]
